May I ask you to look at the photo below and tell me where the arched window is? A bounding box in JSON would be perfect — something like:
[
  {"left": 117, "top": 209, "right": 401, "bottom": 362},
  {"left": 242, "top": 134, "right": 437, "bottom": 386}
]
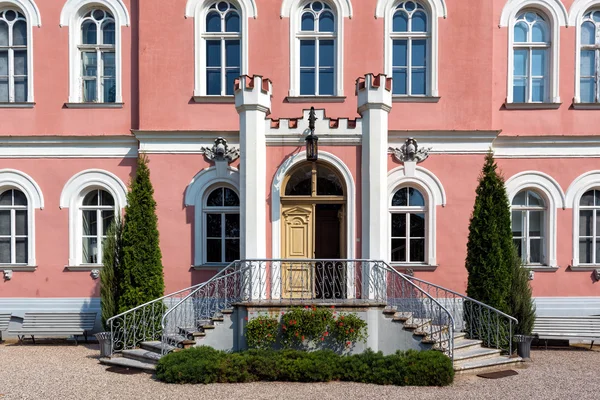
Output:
[
  {"left": 512, "top": 11, "right": 550, "bottom": 103},
  {"left": 80, "top": 189, "right": 114, "bottom": 264},
  {"left": 579, "top": 10, "right": 600, "bottom": 103},
  {"left": 511, "top": 189, "right": 546, "bottom": 264},
  {"left": 390, "top": 1, "right": 429, "bottom": 96},
  {"left": 0, "top": 9, "right": 28, "bottom": 103},
  {"left": 204, "top": 186, "right": 240, "bottom": 263},
  {"left": 578, "top": 189, "right": 600, "bottom": 264},
  {"left": 203, "top": 1, "right": 241, "bottom": 96},
  {"left": 390, "top": 186, "right": 426, "bottom": 263},
  {"left": 0, "top": 189, "right": 28, "bottom": 264}
]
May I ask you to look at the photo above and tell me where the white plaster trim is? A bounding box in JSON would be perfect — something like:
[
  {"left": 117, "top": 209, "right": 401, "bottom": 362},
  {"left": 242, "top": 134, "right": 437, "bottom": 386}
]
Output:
[
  {"left": 186, "top": 0, "right": 251, "bottom": 97},
  {"left": 565, "top": 170, "right": 600, "bottom": 267},
  {"left": 61, "top": 0, "right": 129, "bottom": 104},
  {"left": 375, "top": 0, "right": 446, "bottom": 18},
  {"left": 493, "top": 135, "right": 600, "bottom": 158},
  {"left": 502, "top": 1, "right": 565, "bottom": 104},
  {"left": 0, "top": 136, "right": 138, "bottom": 158},
  {"left": 389, "top": 130, "right": 499, "bottom": 154},
  {"left": 184, "top": 165, "right": 240, "bottom": 266},
  {"left": 570, "top": 0, "right": 600, "bottom": 103},
  {"left": 60, "top": 169, "right": 128, "bottom": 267},
  {"left": 0, "top": 169, "right": 44, "bottom": 267},
  {"left": 271, "top": 150, "right": 356, "bottom": 260},
  {"left": 285, "top": 0, "right": 346, "bottom": 97},
  {"left": 387, "top": 165, "right": 446, "bottom": 266},
  {"left": 136, "top": 131, "right": 239, "bottom": 154},
  {"left": 505, "top": 171, "right": 565, "bottom": 268},
  {"left": 281, "top": 0, "right": 352, "bottom": 18}
]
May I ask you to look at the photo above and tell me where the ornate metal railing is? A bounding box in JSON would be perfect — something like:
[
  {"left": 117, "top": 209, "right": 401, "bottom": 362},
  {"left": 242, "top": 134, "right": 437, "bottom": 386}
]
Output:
[
  {"left": 404, "top": 276, "right": 518, "bottom": 355},
  {"left": 161, "top": 260, "right": 456, "bottom": 358}
]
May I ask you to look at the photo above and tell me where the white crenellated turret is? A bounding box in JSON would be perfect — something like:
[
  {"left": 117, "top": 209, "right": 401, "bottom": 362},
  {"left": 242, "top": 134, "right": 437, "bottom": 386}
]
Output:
[{"left": 235, "top": 75, "right": 272, "bottom": 259}]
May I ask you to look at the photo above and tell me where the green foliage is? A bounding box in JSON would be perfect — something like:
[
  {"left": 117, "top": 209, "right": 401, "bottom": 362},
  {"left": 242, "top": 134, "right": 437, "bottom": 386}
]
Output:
[
  {"left": 510, "top": 251, "right": 536, "bottom": 335},
  {"left": 245, "top": 315, "right": 279, "bottom": 350},
  {"left": 118, "top": 154, "right": 165, "bottom": 313},
  {"left": 465, "top": 152, "right": 513, "bottom": 314},
  {"left": 156, "top": 347, "right": 454, "bottom": 386},
  {"left": 100, "top": 217, "right": 123, "bottom": 330}
]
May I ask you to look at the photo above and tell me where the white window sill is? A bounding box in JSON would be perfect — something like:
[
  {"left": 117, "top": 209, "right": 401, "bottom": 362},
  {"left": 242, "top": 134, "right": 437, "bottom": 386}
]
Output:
[
  {"left": 192, "top": 96, "right": 235, "bottom": 104},
  {"left": 64, "top": 103, "right": 124, "bottom": 109},
  {"left": 568, "top": 265, "right": 600, "bottom": 271},
  {"left": 393, "top": 96, "right": 440, "bottom": 103},
  {"left": 390, "top": 263, "right": 438, "bottom": 272},
  {"left": 193, "top": 264, "right": 231, "bottom": 270},
  {"left": 504, "top": 102, "right": 562, "bottom": 110},
  {"left": 0, "top": 102, "right": 35, "bottom": 108},
  {"left": 0, "top": 265, "right": 37, "bottom": 272},
  {"left": 523, "top": 265, "right": 559, "bottom": 272},
  {"left": 285, "top": 96, "right": 346, "bottom": 103},
  {"left": 572, "top": 102, "right": 600, "bottom": 110},
  {"left": 65, "top": 265, "right": 104, "bottom": 271}
]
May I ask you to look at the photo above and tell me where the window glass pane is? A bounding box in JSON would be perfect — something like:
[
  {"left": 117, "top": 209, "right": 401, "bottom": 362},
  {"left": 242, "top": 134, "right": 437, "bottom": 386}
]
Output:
[
  {"left": 102, "top": 77, "right": 115, "bottom": 102},
  {"left": 582, "top": 78, "right": 597, "bottom": 103},
  {"left": 319, "top": 11, "right": 334, "bottom": 32},
  {"left": 83, "top": 210, "right": 97, "bottom": 235},
  {"left": 225, "top": 214, "right": 239, "bottom": 237},
  {"left": 581, "top": 21, "right": 595, "bottom": 45},
  {"left": 514, "top": 50, "right": 528, "bottom": 77},
  {"left": 14, "top": 77, "right": 27, "bottom": 102},
  {"left": 83, "top": 79, "right": 97, "bottom": 102},
  {"left": 408, "top": 188, "right": 424, "bottom": 207},
  {"left": 579, "top": 239, "right": 592, "bottom": 263},
  {"left": 391, "top": 213, "right": 406, "bottom": 237},
  {"left": 513, "top": 238, "right": 522, "bottom": 258},
  {"left": 529, "top": 211, "right": 543, "bottom": 237},
  {"left": 580, "top": 210, "right": 593, "bottom": 236},
  {"left": 206, "top": 40, "right": 221, "bottom": 67},
  {"left": 512, "top": 210, "right": 523, "bottom": 237},
  {"left": 0, "top": 21, "right": 7, "bottom": 46},
  {"left": 393, "top": 11, "right": 408, "bottom": 32},
  {"left": 102, "top": 21, "right": 115, "bottom": 45},
  {"left": 15, "top": 210, "right": 27, "bottom": 236},
  {"left": 0, "top": 190, "right": 11, "bottom": 205},
  {"left": 225, "top": 239, "right": 239, "bottom": 262},
  {"left": 532, "top": 49, "right": 545, "bottom": 77},
  {"left": 391, "top": 238, "right": 406, "bottom": 262},
  {"left": 0, "top": 50, "right": 7, "bottom": 76},
  {"left": 206, "top": 213, "right": 222, "bottom": 237},
  {"left": 16, "top": 237, "right": 27, "bottom": 263},
  {"left": 13, "top": 190, "right": 26, "bottom": 206},
  {"left": 300, "top": 70, "right": 315, "bottom": 95},
  {"left": 224, "top": 188, "right": 239, "bottom": 206},
  {"left": 411, "top": 69, "right": 426, "bottom": 95},
  {"left": 300, "top": 40, "right": 315, "bottom": 67},
  {"left": 319, "top": 40, "right": 334, "bottom": 67},
  {"left": 13, "top": 20, "right": 27, "bottom": 46},
  {"left": 594, "top": 11, "right": 600, "bottom": 23},
  {"left": 301, "top": 12, "right": 314, "bottom": 31},
  {"left": 391, "top": 188, "right": 407, "bottom": 206},
  {"left": 512, "top": 190, "right": 526, "bottom": 206},
  {"left": 0, "top": 78, "right": 7, "bottom": 102},
  {"left": 412, "top": 40, "right": 426, "bottom": 67},
  {"left": 393, "top": 70, "right": 407, "bottom": 95},
  {"left": 207, "top": 188, "right": 223, "bottom": 207},
  {"left": 393, "top": 40, "right": 407, "bottom": 67},
  {"left": 0, "top": 238, "right": 10, "bottom": 263},
  {"left": 225, "top": 40, "right": 240, "bottom": 67},
  {"left": 207, "top": 70, "right": 221, "bottom": 95},
  {"left": 581, "top": 190, "right": 595, "bottom": 206},
  {"left": 409, "top": 239, "right": 425, "bottom": 262},
  {"left": 581, "top": 50, "right": 595, "bottom": 77},
  {"left": 82, "top": 21, "right": 97, "bottom": 44},
  {"left": 513, "top": 78, "right": 526, "bottom": 103},
  {"left": 531, "top": 78, "right": 544, "bottom": 102},
  {"left": 595, "top": 190, "right": 600, "bottom": 206},
  {"left": 319, "top": 69, "right": 334, "bottom": 95},
  {"left": 103, "top": 52, "right": 115, "bottom": 77},
  {"left": 514, "top": 22, "right": 528, "bottom": 43},
  {"left": 410, "top": 213, "right": 425, "bottom": 237},
  {"left": 412, "top": 11, "right": 427, "bottom": 32},
  {"left": 527, "top": 191, "right": 543, "bottom": 206},
  {"left": 225, "top": 69, "right": 239, "bottom": 95},
  {"left": 83, "top": 190, "right": 99, "bottom": 206},
  {"left": 529, "top": 238, "right": 541, "bottom": 263},
  {"left": 0, "top": 210, "right": 9, "bottom": 235},
  {"left": 285, "top": 165, "right": 312, "bottom": 195},
  {"left": 596, "top": 240, "right": 600, "bottom": 264},
  {"left": 225, "top": 11, "right": 240, "bottom": 33},
  {"left": 317, "top": 165, "right": 343, "bottom": 195},
  {"left": 82, "top": 52, "right": 97, "bottom": 77},
  {"left": 596, "top": 210, "right": 600, "bottom": 236},
  {"left": 102, "top": 210, "right": 114, "bottom": 235},
  {"left": 206, "top": 11, "right": 221, "bottom": 33},
  {"left": 82, "top": 237, "right": 98, "bottom": 263},
  {"left": 206, "top": 239, "right": 222, "bottom": 262},
  {"left": 14, "top": 50, "right": 27, "bottom": 76},
  {"left": 531, "top": 21, "right": 547, "bottom": 42}
]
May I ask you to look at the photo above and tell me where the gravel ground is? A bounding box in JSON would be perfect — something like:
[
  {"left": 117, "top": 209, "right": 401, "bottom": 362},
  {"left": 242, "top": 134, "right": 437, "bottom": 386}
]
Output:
[{"left": 1, "top": 343, "right": 599, "bottom": 400}]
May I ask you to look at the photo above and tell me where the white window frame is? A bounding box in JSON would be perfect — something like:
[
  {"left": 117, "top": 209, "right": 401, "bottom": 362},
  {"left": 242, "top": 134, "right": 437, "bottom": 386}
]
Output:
[
  {"left": 500, "top": 0, "right": 568, "bottom": 104},
  {"left": 203, "top": 186, "right": 240, "bottom": 264},
  {"left": 570, "top": 1, "right": 600, "bottom": 103},
  {"left": 282, "top": 0, "right": 352, "bottom": 97},
  {"left": 0, "top": 189, "right": 29, "bottom": 264},
  {"left": 79, "top": 189, "right": 115, "bottom": 265},
  {"left": 60, "top": 169, "right": 127, "bottom": 268},
  {"left": 0, "top": 169, "right": 44, "bottom": 269},
  {"left": 576, "top": 189, "right": 600, "bottom": 264},
  {"left": 186, "top": 0, "right": 256, "bottom": 97},
  {"left": 0, "top": 0, "right": 41, "bottom": 104},
  {"left": 378, "top": 0, "right": 446, "bottom": 98},
  {"left": 511, "top": 189, "right": 547, "bottom": 265},
  {"left": 389, "top": 186, "right": 427, "bottom": 264},
  {"left": 60, "top": 0, "right": 130, "bottom": 104}
]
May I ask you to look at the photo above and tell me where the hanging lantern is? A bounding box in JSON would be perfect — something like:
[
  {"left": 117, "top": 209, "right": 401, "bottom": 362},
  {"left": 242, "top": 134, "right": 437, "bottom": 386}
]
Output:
[{"left": 305, "top": 107, "right": 319, "bottom": 161}]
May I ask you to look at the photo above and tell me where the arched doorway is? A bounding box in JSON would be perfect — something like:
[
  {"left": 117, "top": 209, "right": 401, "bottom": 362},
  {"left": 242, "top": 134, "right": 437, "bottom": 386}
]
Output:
[{"left": 280, "top": 161, "right": 347, "bottom": 299}]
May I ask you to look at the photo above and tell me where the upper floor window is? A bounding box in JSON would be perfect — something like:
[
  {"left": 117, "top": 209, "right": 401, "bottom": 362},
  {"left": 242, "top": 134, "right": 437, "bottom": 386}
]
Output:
[
  {"left": 390, "top": 186, "right": 426, "bottom": 263},
  {"left": 578, "top": 189, "right": 600, "bottom": 264},
  {"left": 205, "top": 186, "right": 240, "bottom": 263},
  {"left": 579, "top": 10, "right": 600, "bottom": 103},
  {"left": 512, "top": 11, "right": 550, "bottom": 103},
  {"left": 511, "top": 189, "right": 546, "bottom": 265},
  {"left": 0, "top": 9, "right": 28, "bottom": 103},
  {"left": 0, "top": 189, "right": 28, "bottom": 264},
  {"left": 391, "top": 1, "right": 429, "bottom": 96}
]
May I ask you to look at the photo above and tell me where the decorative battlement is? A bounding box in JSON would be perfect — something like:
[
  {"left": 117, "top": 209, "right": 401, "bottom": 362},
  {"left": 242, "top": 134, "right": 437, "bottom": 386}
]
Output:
[
  {"left": 234, "top": 75, "right": 273, "bottom": 114},
  {"left": 356, "top": 73, "right": 393, "bottom": 114}
]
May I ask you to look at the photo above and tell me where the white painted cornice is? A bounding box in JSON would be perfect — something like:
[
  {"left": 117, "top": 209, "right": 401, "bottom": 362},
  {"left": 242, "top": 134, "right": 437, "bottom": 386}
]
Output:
[
  {"left": 389, "top": 130, "right": 499, "bottom": 154},
  {"left": 493, "top": 135, "right": 600, "bottom": 158},
  {"left": 0, "top": 136, "right": 137, "bottom": 158},
  {"left": 134, "top": 130, "right": 239, "bottom": 154}
]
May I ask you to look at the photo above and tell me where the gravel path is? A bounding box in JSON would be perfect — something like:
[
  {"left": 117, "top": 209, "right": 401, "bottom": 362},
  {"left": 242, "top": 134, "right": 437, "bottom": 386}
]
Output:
[{"left": 1, "top": 343, "right": 599, "bottom": 400}]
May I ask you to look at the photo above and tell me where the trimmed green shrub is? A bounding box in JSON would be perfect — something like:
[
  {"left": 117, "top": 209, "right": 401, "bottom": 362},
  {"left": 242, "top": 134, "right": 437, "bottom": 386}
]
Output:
[
  {"left": 118, "top": 154, "right": 165, "bottom": 313},
  {"left": 156, "top": 346, "right": 454, "bottom": 386},
  {"left": 100, "top": 217, "right": 123, "bottom": 330},
  {"left": 245, "top": 315, "right": 279, "bottom": 350},
  {"left": 510, "top": 251, "right": 536, "bottom": 335}
]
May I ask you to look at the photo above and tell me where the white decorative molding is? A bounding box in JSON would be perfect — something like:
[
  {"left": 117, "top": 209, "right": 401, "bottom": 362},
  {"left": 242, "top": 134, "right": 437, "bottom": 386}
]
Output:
[
  {"left": 135, "top": 131, "right": 239, "bottom": 154},
  {"left": 569, "top": 0, "right": 600, "bottom": 103},
  {"left": 389, "top": 138, "right": 431, "bottom": 163},
  {"left": 505, "top": 171, "right": 566, "bottom": 269},
  {"left": 499, "top": 0, "right": 568, "bottom": 27},
  {"left": 569, "top": 0, "right": 600, "bottom": 25},
  {"left": 60, "top": 0, "right": 129, "bottom": 103},
  {"left": 60, "top": 169, "right": 128, "bottom": 267},
  {"left": 0, "top": 136, "right": 138, "bottom": 158},
  {"left": 200, "top": 137, "right": 240, "bottom": 163},
  {"left": 271, "top": 150, "right": 356, "bottom": 260},
  {"left": 186, "top": 0, "right": 257, "bottom": 18},
  {"left": 184, "top": 166, "right": 240, "bottom": 266},
  {"left": 389, "top": 130, "right": 498, "bottom": 154},
  {"left": 3, "top": 269, "right": 12, "bottom": 280},
  {"left": 281, "top": 0, "right": 352, "bottom": 18},
  {"left": 493, "top": 135, "right": 600, "bottom": 158},
  {"left": 375, "top": 0, "right": 446, "bottom": 18},
  {"left": 388, "top": 165, "right": 446, "bottom": 267}
]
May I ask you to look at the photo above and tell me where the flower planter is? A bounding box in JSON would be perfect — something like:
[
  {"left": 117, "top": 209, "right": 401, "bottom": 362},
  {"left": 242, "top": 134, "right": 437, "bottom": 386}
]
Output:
[{"left": 514, "top": 334, "right": 534, "bottom": 361}]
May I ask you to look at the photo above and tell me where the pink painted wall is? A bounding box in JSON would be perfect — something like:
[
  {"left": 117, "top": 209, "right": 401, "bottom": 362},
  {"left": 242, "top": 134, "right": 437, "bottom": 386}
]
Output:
[{"left": 0, "top": 158, "right": 136, "bottom": 297}]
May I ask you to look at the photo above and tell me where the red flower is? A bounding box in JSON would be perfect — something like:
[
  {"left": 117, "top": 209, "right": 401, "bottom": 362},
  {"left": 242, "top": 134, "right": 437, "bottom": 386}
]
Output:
[
  {"left": 324, "top": 332, "right": 329, "bottom": 336},
  {"left": 321, "top": 337, "right": 325, "bottom": 341},
  {"left": 330, "top": 305, "right": 335, "bottom": 309},
  {"left": 295, "top": 332, "right": 299, "bottom": 336},
  {"left": 305, "top": 306, "right": 309, "bottom": 309},
  {"left": 340, "top": 315, "right": 345, "bottom": 320},
  {"left": 301, "top": 336, "right": 305, "bottom": 341},
  {"left": 346, "top": 341, "right": 351, "bottom": 346},
  {"left": 339, "top": 322, "right": 343, "bottom": 327},
  {"left": 244, "top": 317, "right": 248, "bottom": 321},
  {"left": 283, "top": 325, "right": 287, "bottom": 330},
  {"left": 350, "top": 329, "right": 354, "bottom": 333},
  {"left": 281, "top": 311, "right": 285, "bottom": 315}
]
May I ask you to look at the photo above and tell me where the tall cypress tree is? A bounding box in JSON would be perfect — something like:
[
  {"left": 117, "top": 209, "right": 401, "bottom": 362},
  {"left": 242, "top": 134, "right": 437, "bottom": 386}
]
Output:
[
  {"left": 465, "top": 152, "right": 513, "bottom": 314},
  {"left": 118, "top": 154, "right": 164, "bottom": 313}
]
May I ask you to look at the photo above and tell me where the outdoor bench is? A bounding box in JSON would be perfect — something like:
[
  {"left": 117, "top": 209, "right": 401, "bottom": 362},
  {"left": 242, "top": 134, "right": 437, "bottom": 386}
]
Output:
[
  {"left": 533, "top": 316, "right": 600, "bottom": 349},
  {"left": 0, "top": 312, "right": 11, "bottom": 341},
  {"left": 9, "top": 312, "right": 97, "bottom": 344}
]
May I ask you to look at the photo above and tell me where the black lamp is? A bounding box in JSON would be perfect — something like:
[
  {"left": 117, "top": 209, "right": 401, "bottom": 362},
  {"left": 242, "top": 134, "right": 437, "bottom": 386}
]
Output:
[{"left": 305, "top": 107, "right": 319, "bottom": 161}]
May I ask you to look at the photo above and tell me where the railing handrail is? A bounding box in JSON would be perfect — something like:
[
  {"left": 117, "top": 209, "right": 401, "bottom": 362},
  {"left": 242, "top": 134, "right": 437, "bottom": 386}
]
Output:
[{"left": 406, "top": 275, "right": 518, "bottom": 324}]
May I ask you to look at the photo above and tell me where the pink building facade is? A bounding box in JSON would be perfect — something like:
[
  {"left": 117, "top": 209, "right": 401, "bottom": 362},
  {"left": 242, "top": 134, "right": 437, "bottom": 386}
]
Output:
[{"left": 1, "top": 0, "right": 600, "bottom": 329}]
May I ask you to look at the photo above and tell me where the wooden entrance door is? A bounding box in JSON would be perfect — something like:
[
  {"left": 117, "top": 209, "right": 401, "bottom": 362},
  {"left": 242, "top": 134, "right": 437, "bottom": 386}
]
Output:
[{"left": 281, "top": 205, "right": 313, "bottom": 298}]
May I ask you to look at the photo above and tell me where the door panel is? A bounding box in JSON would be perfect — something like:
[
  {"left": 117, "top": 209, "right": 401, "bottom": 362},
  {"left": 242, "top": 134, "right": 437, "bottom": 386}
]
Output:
[{"left": 281, "top": 205, "right": 313, "bottom": 298}]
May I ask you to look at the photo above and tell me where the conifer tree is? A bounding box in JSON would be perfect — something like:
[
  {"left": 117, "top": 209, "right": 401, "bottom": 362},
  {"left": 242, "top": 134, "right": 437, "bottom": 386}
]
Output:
[
  {"left": 118, "top": 154, "right": 164, "bottom": 313},
  {"left": 510, "top": 251, "right": 536, "bottom": 335},
  {"left": 100, "top": 217, "right": 123, "bottom": 330}
]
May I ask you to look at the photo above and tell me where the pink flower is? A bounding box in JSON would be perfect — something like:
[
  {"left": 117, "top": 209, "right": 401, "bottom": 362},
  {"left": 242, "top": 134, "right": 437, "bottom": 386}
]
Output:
[{"left": 346, "top": 341, "right": 351, "bottom": 346}]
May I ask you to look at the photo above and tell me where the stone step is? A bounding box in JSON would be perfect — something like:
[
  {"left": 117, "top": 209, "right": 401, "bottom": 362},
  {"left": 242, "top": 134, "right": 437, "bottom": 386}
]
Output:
[
  {"left": 99, "top": 356, "right": 156, "bottom": 373},
  {"left": 178, "top": 327, "right": 206, "bottom": 340},
  {"left": 403, "top": 318, "right": 431, "bottom": 330},
  {"left": 122, "top": 349, "right": 161, "bottom": 365},
  {"left": 221, "top": 309, "right": 234, "bottom": 314},
  {"left": 454, "top": 338, "right": 483, "bottom": 350},
  {"left": 453, "top": 346, "right": 502, "bottom": 362},
  {"left": 454, "top": 355, "right": 522, "bottom": 373},
  {"left": 140, "top": 340, "right": 176, "bottom": 354},
  {"left": 163, "top": 333, "right": 195, "bottom": 348},
  {"left": 392, "top": 312, "right": 413, "bottom": 321}
]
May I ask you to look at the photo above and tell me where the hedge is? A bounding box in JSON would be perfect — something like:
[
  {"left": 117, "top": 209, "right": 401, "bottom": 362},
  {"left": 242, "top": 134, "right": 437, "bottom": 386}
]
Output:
[{"left": 156, "top": 346, "right": 454, "bottom": 386}]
